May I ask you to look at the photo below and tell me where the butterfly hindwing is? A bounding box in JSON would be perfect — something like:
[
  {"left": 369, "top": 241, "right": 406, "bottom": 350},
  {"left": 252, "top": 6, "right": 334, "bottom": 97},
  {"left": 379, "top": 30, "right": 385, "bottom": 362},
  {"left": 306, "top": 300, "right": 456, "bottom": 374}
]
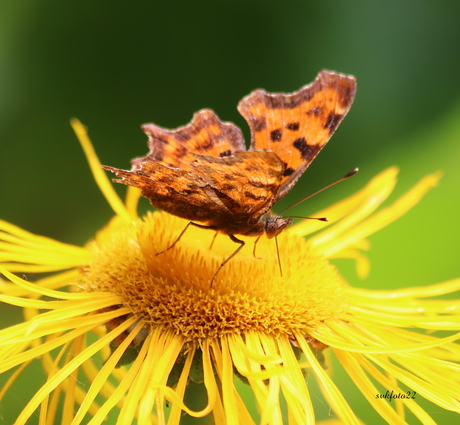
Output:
[{"left": 137, "top": 109, "right": 246, "bottom": 172}]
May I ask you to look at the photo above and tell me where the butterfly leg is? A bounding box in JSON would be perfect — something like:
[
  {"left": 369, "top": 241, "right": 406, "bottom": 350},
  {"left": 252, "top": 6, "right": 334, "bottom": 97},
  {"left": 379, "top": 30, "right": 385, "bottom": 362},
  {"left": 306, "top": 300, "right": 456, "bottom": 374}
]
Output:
[
  {"left": 156, "top": 221, "right": 216, "bottom": 256},
  {"left": 253, "top": 236, "right": 283, "bottom": 277},
  {"left": 210, "top": 235, "right": 245, "bottom": 287},
  {"left": 209, "top": 231, "right": 219, "bottom": 250},
  {"left": 252, "top": 236, "right": 263, "bottom": 259}
]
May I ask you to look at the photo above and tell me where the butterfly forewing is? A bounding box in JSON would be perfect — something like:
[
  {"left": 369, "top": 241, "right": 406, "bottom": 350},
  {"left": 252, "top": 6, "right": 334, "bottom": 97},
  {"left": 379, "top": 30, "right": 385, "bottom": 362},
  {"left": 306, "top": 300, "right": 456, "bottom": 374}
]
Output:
[
  {"left": 238, "top": 70, "right": 356, "bottom": 202},
  {"left": 102, "top": 162, "right": 222, "bottom": 222}
]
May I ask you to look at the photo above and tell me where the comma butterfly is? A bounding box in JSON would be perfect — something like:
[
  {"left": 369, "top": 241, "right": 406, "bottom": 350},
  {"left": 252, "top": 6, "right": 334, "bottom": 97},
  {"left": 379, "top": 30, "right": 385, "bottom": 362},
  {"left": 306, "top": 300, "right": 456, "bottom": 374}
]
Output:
[{"left": 102, "top": 70, "right": 356, "bottom": 284}]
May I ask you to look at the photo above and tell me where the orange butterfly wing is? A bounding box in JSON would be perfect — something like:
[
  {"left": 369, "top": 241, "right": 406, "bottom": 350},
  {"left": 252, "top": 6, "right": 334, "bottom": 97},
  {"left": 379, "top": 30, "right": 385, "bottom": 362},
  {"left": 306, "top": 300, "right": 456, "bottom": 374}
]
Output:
[
  {"left": 137, "top": 109, "right": 246, "bottom": 172},
  {"left": 103, "top": 150, "right": 284, "bottom": 236},
  {"left": 237, "top": 70, "right": 356, "bottom": 202}
]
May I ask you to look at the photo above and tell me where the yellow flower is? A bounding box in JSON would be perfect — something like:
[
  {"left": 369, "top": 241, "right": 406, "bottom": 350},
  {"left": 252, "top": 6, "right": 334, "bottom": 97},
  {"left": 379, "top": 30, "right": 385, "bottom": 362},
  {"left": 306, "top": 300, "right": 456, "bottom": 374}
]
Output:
[{"left": 1, "top": 119, "right": 459, "bottom": 425}]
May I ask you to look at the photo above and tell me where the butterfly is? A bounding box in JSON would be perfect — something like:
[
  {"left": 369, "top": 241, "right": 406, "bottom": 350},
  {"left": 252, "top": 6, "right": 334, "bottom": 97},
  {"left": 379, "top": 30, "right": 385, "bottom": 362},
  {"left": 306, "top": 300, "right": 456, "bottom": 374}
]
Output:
[{"left": 102, "top": 70, "right": 356, "bottom": 284}]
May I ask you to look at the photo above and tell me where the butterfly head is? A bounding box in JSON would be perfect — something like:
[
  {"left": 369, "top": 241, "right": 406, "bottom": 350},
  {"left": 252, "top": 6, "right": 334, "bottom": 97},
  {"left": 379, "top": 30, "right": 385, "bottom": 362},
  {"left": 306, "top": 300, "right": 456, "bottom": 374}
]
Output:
[{"left": 263, "top": 214, "right": 294, "bottom": 239}]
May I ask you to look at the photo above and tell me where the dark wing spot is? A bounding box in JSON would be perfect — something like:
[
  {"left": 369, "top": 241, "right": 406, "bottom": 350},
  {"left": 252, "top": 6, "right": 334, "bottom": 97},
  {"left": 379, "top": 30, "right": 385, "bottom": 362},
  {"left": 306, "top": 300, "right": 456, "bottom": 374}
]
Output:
[
  {"left": 175, "top": 145, "right": 187, "bottom": 158},
  {"left": 293, "top": 137, "right": 315, "bottom": 160},
  {"left": 284, "top": 167, "right": 295, "bottom": 176},
  {"left": 158, "top": 176, "right": 175, "bottom": 184},
  {"left": 307, "top": 106, "right": 323, "bottom": 117},
  {"left": 137, "top": 169, "right": 153, "bottom": 177},
  {"left": 270, "top": 128, "right": 283, "bottom": 142},
  {"left": 223, "top": 173, "right": 235, "bottom": 181},
  {"left": 253, "top": 117, "right": 267, "bottom": 132},
  {"left": 270, "top": 129, "right": 282, "bottom": 142},
  {"left": 198, "top": 137, "right": 214, "bottom": 150},
  {"left": 183, "top": 189, "right": 199, "bottom": 195},
  {"left": 249, "top": 181, "right": 273, "bottom": 189},
  {"left": 244, "top": 191, "right": 265, "bottom": 201},
  {"left": 324, "top": 113, "right": 343, "bottom": 132},
  {"left": 222, "top": 184, "right": 236, "bottom": 191},
  {"left": 219, "top": 150, "right": 233, "bottom": 158},
  {"left": 285, "top": 122, "right": 300, "bottom": 131},
  {"left": 198, "top": 153, "right": 243, "bottom": 165},
  {"left": 245, "top": 164, "right": 261, "bottom": 172}
]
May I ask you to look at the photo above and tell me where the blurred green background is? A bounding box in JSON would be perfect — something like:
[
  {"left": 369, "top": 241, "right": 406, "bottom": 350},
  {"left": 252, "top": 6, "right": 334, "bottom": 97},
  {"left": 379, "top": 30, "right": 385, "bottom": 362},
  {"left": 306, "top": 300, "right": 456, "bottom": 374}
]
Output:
[{"left": 1, "top": 1, "right": 459, "bottom": 424}]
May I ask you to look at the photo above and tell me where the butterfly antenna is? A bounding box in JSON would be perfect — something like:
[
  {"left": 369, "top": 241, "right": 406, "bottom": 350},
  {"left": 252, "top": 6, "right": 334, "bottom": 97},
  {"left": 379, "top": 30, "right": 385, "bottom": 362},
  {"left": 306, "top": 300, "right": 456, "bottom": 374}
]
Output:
[
  {"left": 283, "top": 215, "right": 329, "bottom": 222},
  {"left": 279, "top": 168, "right": 359, "bottom": 216}
]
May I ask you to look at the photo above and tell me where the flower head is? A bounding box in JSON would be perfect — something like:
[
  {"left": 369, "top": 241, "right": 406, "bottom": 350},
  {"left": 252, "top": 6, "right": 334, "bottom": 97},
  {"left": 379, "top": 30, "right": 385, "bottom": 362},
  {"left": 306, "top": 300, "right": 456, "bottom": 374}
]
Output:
[{"left": 1, "top": 119, "right": 459, "bottom": 424}]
